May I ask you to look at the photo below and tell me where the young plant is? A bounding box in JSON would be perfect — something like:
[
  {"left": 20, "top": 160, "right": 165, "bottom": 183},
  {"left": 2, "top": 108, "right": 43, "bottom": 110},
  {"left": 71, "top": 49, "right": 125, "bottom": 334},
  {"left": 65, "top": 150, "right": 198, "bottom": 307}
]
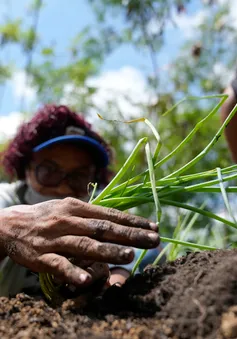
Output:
[
  {"left": 40, "top": 94, "right": 237, "bottom": 300},
  {"left": 92, "top": 94, "right": 237, "bottom": 271}
]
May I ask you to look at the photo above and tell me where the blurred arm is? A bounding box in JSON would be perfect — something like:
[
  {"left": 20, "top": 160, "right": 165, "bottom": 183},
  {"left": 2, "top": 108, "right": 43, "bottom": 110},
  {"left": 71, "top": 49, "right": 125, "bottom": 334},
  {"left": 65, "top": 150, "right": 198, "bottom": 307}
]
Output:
[{"left": 220, "top": 85, "right": 237, "bottom": 162}]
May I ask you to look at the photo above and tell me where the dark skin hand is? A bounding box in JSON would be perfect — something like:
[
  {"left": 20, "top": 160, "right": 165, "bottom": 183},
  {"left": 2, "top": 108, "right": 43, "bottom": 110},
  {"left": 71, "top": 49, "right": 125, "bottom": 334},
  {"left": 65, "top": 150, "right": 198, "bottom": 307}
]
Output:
[
  {"left": 53, "top": 260, "right": 111, "bottom": 291},
  {"left": 0, "top": 198, "right": 159, "bottom": 287},
  {"left": 0, "top": 143, "right": 159, "bottom": 290}
]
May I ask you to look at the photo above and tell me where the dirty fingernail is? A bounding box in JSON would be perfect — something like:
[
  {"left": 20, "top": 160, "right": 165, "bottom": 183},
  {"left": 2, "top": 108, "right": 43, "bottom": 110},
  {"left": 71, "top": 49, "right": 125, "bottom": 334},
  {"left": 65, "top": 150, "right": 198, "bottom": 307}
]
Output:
[
  {"left": 123, "top": 248, "right": 134, "bottom": 261},
  {"left": 148, "top": 232, "right": 159, "bottom": 243},
  {"left": 79, "top": 273, "right": 91, "bottom": 284},
  {"left": 114, "top": 282, "right": 123, "bottom": 288},
  {"left": 149, "top": 222, "right": 158, "bottom": 231}
]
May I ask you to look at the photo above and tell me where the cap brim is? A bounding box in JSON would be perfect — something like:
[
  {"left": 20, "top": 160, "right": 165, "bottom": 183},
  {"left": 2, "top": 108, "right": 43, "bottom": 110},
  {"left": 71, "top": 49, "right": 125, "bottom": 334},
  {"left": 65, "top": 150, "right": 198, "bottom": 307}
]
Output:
[{"left": 33, "top": 135, "right": 109, "bottom": 168}]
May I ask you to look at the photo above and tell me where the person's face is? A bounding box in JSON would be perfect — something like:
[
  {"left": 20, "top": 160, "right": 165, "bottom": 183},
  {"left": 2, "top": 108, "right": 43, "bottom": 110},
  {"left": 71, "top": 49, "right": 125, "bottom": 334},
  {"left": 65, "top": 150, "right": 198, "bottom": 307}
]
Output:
[{"left": 26, "top": 143, "right": 96, "bottom": 199}]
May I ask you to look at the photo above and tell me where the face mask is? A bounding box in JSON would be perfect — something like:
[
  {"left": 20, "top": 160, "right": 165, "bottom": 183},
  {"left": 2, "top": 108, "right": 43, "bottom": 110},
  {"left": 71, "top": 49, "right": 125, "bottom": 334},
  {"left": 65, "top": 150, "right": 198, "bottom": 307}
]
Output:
[{"left": 24, "top": 185, "right": 89, "bottom": 205}]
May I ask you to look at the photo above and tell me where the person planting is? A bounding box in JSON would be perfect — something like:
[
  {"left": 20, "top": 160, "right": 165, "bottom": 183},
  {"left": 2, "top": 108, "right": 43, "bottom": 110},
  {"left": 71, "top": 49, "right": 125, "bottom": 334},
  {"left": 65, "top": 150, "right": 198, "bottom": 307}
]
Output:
[{"left": 0, "top": 104, "right": 160, "bottom": 297}]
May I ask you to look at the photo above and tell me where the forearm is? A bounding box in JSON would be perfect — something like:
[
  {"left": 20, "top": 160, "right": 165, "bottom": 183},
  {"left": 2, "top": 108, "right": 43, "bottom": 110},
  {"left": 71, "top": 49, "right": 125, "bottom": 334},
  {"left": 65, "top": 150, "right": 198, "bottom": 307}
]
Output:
[{"left": 220, "top": 86, "right": 237, "bottom": 163}]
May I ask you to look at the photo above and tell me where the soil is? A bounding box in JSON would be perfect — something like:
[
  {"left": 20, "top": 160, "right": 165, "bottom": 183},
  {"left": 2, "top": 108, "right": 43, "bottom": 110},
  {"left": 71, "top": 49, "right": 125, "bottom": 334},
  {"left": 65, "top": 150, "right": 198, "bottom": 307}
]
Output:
[{"left": 1, "top": 249, "right": 237, "bottom": 339}]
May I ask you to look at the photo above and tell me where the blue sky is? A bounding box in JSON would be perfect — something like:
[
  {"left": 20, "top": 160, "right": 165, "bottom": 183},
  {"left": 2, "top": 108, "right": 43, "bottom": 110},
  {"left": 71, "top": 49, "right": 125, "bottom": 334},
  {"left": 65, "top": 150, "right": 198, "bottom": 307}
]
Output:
[{"left": 0, "top": 0, "right": 214, "bottom": 139}]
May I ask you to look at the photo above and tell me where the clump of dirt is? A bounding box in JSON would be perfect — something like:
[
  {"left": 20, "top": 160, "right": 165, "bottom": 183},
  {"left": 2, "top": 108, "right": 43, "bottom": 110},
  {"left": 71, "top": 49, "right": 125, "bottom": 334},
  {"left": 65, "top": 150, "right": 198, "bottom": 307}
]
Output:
[{"left": 1, "top": 249, "right": 237, "bottom": 339}]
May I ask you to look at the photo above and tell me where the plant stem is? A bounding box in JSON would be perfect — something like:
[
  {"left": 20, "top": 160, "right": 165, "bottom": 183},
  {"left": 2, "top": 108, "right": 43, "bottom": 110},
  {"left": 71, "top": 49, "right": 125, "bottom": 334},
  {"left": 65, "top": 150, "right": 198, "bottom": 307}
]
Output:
[
  {"left": 160, "top": 236, "right": 217, "bottom": 250},
  {"left": 163, "top": 102, "right": 237, "bottom": 179},
  {"left": 91, "top": 137, "right": 147, "bottom": 204}
]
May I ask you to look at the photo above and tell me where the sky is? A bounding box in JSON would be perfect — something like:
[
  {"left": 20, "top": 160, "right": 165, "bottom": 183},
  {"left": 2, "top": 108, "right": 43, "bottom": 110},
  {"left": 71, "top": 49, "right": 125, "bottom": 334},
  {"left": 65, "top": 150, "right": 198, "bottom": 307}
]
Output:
[{"left": 0, "top": 0, "right": 234, "bottom": 140}]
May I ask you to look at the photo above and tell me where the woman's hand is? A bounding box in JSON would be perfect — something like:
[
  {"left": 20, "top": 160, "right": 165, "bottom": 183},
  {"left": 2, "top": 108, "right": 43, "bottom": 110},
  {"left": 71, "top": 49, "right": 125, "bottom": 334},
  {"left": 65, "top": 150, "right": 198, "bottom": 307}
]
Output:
[{"left": 0, "top": 197, "right": 159, "bottom": 287}]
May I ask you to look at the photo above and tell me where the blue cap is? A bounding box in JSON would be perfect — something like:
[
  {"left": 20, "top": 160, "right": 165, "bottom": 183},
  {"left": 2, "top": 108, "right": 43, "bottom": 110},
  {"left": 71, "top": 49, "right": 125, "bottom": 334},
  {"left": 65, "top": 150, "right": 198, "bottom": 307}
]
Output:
[{"left": 33, "top": 135, "right": 109, "bottom": 168}]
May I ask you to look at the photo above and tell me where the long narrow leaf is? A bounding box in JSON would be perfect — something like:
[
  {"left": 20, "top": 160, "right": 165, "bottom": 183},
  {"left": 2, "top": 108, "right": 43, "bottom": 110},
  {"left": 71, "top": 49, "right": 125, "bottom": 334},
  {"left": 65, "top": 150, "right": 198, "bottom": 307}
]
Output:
[
  {"left": 155, "top": 95, "right": 228, "bottom": 170},
  {"left": 131, "top": 142, "right": 161, "bottom": 275},
  {"left": 92, "top": 137, "right": 147, "bottom": 204},
  {"left": 216, "top": 167, "right": 236, "bottom": 224},
  {"left": 145, "top": 143, "right": 162, "bottom": 222},
  {"left": 161, "top": 199, "right": 237, "bottom": 229},
  {"left": 163, "top": 102, "right": 237, "bottom": 179},
  {"left": 160, "top": 236, "right": 217, "bottom": 251}
]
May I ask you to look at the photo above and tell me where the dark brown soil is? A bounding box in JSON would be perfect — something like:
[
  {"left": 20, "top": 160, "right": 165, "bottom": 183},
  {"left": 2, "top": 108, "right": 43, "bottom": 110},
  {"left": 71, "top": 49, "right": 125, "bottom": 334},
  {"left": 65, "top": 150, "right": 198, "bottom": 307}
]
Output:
[{"left": 1, "top": 249, "right": 237, "bottom": 339}]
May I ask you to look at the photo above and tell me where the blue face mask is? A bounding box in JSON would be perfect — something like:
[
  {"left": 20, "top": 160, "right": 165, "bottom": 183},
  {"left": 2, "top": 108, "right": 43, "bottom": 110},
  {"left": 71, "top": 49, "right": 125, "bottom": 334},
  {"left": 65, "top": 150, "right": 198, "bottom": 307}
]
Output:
[{"left": 24, "top": 185, "right": 89, "bottom": 205}]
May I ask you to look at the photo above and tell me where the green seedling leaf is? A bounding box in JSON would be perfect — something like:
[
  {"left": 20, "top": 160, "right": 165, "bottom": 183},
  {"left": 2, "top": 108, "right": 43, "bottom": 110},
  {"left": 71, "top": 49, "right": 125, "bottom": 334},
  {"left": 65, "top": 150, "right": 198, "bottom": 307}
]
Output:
[{"left": 217, "top": 167, "right": 236, "bottom": 224}]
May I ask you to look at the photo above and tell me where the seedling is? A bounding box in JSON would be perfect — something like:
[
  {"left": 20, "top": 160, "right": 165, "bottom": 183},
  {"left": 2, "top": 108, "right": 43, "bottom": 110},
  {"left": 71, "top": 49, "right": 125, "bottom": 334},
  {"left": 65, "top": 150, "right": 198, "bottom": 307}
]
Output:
[{"left": 40, "top": 94, "right": 237, "bottom": 299}]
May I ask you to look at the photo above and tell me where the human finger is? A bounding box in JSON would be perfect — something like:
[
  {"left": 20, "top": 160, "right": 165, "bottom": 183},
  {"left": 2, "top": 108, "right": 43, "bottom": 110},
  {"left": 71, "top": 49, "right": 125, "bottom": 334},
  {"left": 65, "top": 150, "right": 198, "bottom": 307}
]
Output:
[
  {"left": 69, "top": 258, "right": 94, "bottom": 268},
  {"left": 85, "top": 262, "right": 110, "bottom": 283},
  {"left": 65, "top": 217, "right": 159, "bottom": 248},
  {"left": 63, "top": 198, "right": 158, "bottom": 231},
  {"left": 51, "top": 235, "right": 135, "bottom": 264},
  {"left": 37, "top": 253, "right": 92, "bottom": 287}
]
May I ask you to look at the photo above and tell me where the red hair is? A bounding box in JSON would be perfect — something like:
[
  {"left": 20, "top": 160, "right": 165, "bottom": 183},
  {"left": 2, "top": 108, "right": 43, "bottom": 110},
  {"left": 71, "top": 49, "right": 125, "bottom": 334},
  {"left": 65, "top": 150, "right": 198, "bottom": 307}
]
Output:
[{"left": 1, "top": 104, "right": 113, "bottom": 187}]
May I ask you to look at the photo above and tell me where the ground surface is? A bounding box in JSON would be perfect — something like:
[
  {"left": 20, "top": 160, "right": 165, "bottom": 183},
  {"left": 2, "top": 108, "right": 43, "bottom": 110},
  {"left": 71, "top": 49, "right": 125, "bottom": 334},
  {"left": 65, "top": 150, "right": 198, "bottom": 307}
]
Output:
[{"left": 1, "top": 249, "right": 237, "bottom": 339}]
